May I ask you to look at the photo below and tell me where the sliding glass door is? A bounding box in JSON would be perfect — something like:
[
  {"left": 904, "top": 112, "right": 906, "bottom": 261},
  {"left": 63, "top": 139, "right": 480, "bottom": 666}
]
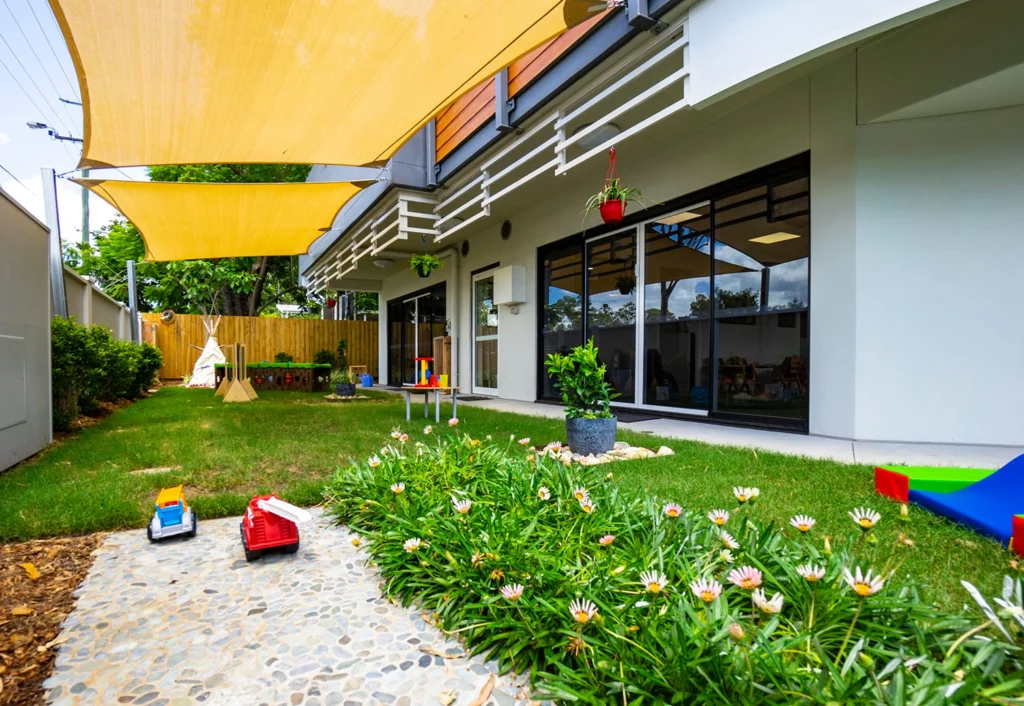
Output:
[
  {"left": 386, "top": 283, "right": 446, "bottom": 386},
  {"left": 537, "top": 157, "right": 810, "bottom": 429},
  {"left": 586, "top": 231, "right": 637, "bottom": 404}
]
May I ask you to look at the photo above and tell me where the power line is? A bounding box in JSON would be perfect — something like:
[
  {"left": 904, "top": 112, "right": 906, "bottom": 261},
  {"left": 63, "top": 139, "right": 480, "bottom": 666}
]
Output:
[
  {"left": 3, "top": 0, "right": 79, "bottom": 127},
  {"left": 0, "top": 28, "right": 75, "bottom": 135},
  {"left": 0, "top": 51, "right": 55, "bottom": 128},
  {"left": 26, "top": 0, "right": 79, "bottom": 100},
  {"left": 0, "top": 163, "right": 28, "bottom": 189}
]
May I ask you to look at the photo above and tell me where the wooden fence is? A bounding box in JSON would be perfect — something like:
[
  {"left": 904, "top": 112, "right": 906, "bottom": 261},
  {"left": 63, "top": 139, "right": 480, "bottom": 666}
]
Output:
[{"left": 141, "top": 313, "right": 378, "bottom": 380}]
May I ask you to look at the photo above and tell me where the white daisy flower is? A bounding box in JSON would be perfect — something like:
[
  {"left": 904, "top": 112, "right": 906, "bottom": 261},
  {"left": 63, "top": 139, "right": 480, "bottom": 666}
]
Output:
[
  {"left": 390, "top": 482, "right": 405, "bottom": 494},
  {"left": 790, "top": 515, "right": 816, "bottom": 532},
  {"left": 733, "top": 487, "right": 759, "bottom": 504},
  {"left": 720, "top": 531, "right": 740, "bottom": 550},
  {"left": 707, "top": 509, "right": 729, "bottom": 526},
  {"left": 640, "top": 570, "right": 668, "bottom": 594},
  {"left": 423, "top": 425, "right": 433, "bottom": 434},
  {"left": 843, "top": 566, "right": 885, "bottom": 596},
  {"left": 578, "top": 496, "right": 596, "bottom": 514},
  {"left": 752, "top": 588, "right": 784, "bottom": 614},
  {"left": 403, "top": 538, "right": 422, "bottom": 552},
  {"left": 537, "top": 486, "right": 551, "bottom": 501},
  {"left": 452, "top": 497, "right": 472, "bottom": 514},
  {"left": 849, "top": 507, "right": 881, "bottom": 530},
  {"left": 796, "top": 564, "right": 826, "bottom": 582},
  {"left": 569, "top": 598, "right": 598, "bottom": 623},
  {"left": 572, "top": 486, "right": 588, "bottom": 501},
  {"left": 367, "top": 455, "right": 381, "bottom": 468}
]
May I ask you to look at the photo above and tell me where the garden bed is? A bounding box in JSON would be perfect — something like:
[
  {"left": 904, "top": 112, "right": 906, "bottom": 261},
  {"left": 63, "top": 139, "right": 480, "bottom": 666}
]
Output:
[
  {"left": 214, "top": 363, "right": 331, "bottom": 393},
  {"left": 325, "top": 429, "right": 1023, "bottom": 703}
]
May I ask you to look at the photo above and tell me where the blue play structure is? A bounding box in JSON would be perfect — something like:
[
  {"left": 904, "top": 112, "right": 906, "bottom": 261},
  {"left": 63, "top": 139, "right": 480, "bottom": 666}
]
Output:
[{"left": 909, "top": 454, "right": 1024, "bottom": 553}]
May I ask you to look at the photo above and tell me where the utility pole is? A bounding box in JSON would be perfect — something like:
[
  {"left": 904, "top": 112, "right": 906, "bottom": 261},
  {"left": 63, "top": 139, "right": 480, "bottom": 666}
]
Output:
[{"left": 27, "top": 122, "right": 88, "bottom": 244}]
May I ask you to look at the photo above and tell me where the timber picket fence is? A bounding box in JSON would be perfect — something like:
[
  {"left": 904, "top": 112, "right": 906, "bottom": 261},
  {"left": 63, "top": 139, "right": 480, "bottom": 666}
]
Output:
[{"left": 141, "top": 313, "right": 378, "bottom": 380}]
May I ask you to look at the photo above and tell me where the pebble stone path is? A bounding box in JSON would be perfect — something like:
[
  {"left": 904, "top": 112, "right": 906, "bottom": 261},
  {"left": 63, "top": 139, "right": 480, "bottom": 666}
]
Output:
[{"left": 44, "top": 510, "right": 532, "bottom": 706}]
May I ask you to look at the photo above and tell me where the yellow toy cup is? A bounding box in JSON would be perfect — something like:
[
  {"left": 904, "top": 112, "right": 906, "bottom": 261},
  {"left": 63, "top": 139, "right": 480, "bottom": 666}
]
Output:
[{"left": 439, "top": 374, "right": 449, "bottom": 387}]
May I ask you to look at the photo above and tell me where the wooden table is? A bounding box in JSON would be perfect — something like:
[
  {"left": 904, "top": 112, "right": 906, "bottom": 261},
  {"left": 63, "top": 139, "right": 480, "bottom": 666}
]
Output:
[{"left": 403, "top": 386, "right": 459, "bottom": 422}]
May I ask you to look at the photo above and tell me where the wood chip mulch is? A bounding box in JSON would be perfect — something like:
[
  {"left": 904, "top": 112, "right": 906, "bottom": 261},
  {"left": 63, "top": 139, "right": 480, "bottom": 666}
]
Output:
[{"left": 0, "top": 534, "right": 103, "bottom": 705}]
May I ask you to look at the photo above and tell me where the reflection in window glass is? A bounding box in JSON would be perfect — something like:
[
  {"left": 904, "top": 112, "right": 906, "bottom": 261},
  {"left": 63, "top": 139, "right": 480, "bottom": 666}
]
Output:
[
  {"left": 713, "top": 177, "right": 809, "bottom": 421},
  {"left": 587, "top": 232, "right": 637, "bottom": 404},
  {"left": 642, "top": 205, "right": 712, "bottom": 409},
  {"left": 540, "top": 244, "right": 584, "bottom": 399}
]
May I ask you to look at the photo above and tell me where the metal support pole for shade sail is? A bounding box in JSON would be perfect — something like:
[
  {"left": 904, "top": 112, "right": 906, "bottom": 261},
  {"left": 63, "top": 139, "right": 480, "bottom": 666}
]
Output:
[
  {"left": 42, "top": 168, "right": 68, "bottom": 319},
  {"left": 127, "top": 260, "right": 140, "bottom": 343},
  {"left": 80, "top": 167, "right": 90, "bottom": 245}
]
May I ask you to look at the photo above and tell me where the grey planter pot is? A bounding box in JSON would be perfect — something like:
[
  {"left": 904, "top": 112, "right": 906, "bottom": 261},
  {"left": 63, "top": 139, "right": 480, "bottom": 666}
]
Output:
[
  {"left": 335, "top": 383, "right": 356, "bottom": 397},
  {"left": 565, "top": 416, "right": 617, "bottom": 456}
]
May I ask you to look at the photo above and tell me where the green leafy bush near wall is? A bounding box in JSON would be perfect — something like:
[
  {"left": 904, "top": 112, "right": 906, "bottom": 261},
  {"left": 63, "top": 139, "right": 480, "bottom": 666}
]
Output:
[
  {"left": 50, "top": 318, "right": 163, "bottom": 431},
  {"left": 274, "top": 351, "right": 294, "bottom": 363},
  {"left": 312, "top": 349, "right": 337, "bottom": 367},
  {"left": 325, "top": 431, "right": 1023, "bottom": 704}
]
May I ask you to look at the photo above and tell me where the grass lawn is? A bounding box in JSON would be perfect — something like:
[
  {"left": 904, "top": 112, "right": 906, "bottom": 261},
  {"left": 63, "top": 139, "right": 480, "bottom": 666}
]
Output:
[{"left": 0, "top": 387, "right": 1017, "bottom": 609}]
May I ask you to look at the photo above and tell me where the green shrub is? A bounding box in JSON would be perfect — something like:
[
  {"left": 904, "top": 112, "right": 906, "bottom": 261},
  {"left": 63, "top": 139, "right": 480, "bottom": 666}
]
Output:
[
  {"left": 325, "top": 432, "right": 1022, "bottom": 704},
  {"left": 132, "top": 343, "right": 163, "bottom": 398},
  {"left": 96, "top": 339, "right": 141, "bottom": 401},
  {"left": 51, "top": 318, "right": 92, "bottom": 431},
  {"left": 336, "top": 338, "right": 348, "bottom": 370},
  {"left": 313, "top": 349, "right": 336, "bottom": 367},
  {"left": 274, "top": 351, "right": 294, "bottom": 363}
]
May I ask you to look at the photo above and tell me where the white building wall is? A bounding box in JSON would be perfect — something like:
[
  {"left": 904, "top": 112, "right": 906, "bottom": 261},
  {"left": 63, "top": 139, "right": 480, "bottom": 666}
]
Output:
[
  {"left": 0, "top": 189, "right": 52, "bottom": 471},
  {"left": 852, "top": 104, "right": 1024, "bottom": 446}
]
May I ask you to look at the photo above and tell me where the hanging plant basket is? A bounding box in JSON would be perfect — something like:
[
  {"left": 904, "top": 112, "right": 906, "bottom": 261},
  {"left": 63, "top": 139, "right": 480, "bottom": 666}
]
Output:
[
  {"left": 411, "top": 254, "right": 443, "bottom": 279},
  {"left": 600, "top": 200, "right": 626, "bottom": 224},
  {"left": 326, "top": 298, "right": 337, "bottom": 308},
  {"left": 615, "top": 275, "right": 636, "bottom": 296},
  {"left": 583, "top": 147, "right": 643, "bottom": 226}
]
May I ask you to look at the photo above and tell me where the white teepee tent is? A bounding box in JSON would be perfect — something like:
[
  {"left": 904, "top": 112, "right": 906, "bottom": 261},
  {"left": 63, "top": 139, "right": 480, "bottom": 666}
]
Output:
[{"left": 186, "top": 315, "right": 225, "bottom": 388}]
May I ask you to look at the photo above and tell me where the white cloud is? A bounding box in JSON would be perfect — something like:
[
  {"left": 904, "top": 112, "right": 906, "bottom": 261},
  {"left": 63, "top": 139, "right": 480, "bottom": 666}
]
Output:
[{"left": 0, "top": 132, "right": 10, "bottom": 147}]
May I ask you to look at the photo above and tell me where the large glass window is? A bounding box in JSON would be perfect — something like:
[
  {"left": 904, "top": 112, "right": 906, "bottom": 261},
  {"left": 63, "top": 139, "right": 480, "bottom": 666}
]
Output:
[
  {"left": 540, "top": 243, "right": 584, "bottom": 398},
  {"left": 586, "top": 231, "right": 637, "bottom": 404},
  {"left": 642, "top": 204, "right": 712, "bottom": 409},
  {"left": 536, "top": 158, "right": 809, "bottom": 428},
  {"left": 712, "top": 177, "right": 809, "bottom": 421}
]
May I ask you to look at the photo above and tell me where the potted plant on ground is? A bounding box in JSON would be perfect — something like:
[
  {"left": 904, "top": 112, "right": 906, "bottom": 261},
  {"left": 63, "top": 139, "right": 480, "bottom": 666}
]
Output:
[
  {"left": 544, "top": 338, "right": 618, "bottom": 456},
  {"left": 411, "top": 254, "right": 443, "bottom": 278},
  {"left": 331, "top": 368, "right": 355, "bottom": 397}
]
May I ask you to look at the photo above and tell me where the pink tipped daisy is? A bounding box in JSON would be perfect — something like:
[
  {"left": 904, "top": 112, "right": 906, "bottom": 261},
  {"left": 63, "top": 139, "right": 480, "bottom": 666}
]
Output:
[
  {"left": 719, "top": 531, "right": 740, "bottom": 550},
  {"left": 500, "top": 584, "right": 524, "bottom": 602},
  {"left": 727, "top": 566, "right": 763, "bottom": 590},
  {"left": 790, "top": 515, "right": 816, "bottom": 532},
  {"left": 662, "top": 503, "right": 682, "bottom": 518},
  {"left": 707, "top": 509, "right": 729, "bottom": 526},
  {"left": 518, "top": 437, "right": 531, "bottom": 446},
  {"left": 448, "top": 417, "right": 459, "bottom": 427},
  {"left": 689, "top": 578, "right": 722, "bottom": 603},
  {"left": 452, "top": 497, "right": 472, "bottom": 514},
  {"left": 423, "top": 425, "right": 433, "bottom": 434},
  {"left": 598, "top": 535, "right": 615, "bottom": 546}
]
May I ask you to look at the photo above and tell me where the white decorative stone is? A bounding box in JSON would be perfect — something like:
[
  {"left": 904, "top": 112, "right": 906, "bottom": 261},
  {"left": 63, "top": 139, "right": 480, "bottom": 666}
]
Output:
[{"left": 657, "top": 446, "right": 675, "bottom": 456}]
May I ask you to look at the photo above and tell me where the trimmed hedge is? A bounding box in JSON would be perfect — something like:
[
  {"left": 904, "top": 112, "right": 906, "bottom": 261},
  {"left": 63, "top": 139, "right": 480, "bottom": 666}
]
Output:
[{"left": 51, "top": 318, "right": 163, "bottom": 431}]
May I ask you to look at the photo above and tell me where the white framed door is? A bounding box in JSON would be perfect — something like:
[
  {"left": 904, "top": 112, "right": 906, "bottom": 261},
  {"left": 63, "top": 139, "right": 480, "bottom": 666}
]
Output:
[{"left": 472, "top": 270, "right": 499, "bottom": 395}]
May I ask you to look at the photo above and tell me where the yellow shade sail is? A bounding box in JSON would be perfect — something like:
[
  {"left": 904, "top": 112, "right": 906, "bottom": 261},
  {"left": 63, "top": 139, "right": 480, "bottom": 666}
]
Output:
[
  {"left": 75, "top": 179, "right": 368, "bottom": 261},
  {"left": 52, "top": 0, "right": 602, "bottom": 169}
]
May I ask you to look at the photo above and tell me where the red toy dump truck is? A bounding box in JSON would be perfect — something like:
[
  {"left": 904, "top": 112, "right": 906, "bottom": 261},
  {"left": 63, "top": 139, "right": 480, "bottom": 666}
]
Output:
[{"left": 240, "top": 494, "right": 313, "bottom": 561}]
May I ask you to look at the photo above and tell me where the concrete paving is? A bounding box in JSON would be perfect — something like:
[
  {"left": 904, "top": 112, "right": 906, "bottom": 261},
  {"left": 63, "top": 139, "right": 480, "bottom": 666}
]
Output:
[
  {"left": 44, "top": 510, "right": 527, "bottom": 706},
  {"left": 454, "top": 397, "right": 1024, "bottom": 468}
]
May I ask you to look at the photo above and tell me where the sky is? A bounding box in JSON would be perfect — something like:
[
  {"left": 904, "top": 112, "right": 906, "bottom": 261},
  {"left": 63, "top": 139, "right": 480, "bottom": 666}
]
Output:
[{"left": 0, "top": 0, "right": 142, "bottom": 245}]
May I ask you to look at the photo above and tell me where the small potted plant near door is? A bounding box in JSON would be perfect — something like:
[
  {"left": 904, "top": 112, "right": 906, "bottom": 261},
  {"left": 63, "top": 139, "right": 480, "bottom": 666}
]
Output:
[
  {"left": 331, "top": 368, "right": 356, "bottom": 397},
  {"left": 544, "top": 338, "right": 618, "bottom": 456},
  {"left": 411, "top": 254, "right": 443, "bottom": 278}
]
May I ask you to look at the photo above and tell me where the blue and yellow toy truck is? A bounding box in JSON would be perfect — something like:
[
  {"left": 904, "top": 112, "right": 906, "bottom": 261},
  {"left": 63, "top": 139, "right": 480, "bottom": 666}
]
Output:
[{"left": 147, "top": 485, "right": 198, "bottom": 541}]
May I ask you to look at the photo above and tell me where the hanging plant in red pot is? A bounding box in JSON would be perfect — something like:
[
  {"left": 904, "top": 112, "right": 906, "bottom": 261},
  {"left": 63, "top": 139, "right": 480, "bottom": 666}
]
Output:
[
  {"left": 584, "top": 147, "right": 643, "bottom": 225},
  {"left": 326, "top": 296, "right": 337, "bottom": 308}
]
